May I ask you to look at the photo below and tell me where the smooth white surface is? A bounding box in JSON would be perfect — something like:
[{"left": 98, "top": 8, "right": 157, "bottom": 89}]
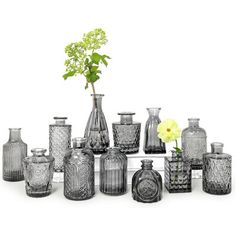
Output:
[{"left": 0, "top": 0, "right": 235, "bottom": 236}]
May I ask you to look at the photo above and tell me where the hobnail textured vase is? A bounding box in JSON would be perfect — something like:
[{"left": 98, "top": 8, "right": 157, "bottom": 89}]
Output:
[
  {"left": 182, "top": 118, "right": 207, "bottom": 169},
  {"left": 132, "top": 159, "right": 162, "bottom": 203},
  {"left": 100, "top": 147, "right": 127, "bottom": 195},
  {"left": 2, "top": 128, "right": 27, "bottom": 181},
  {"left": 64, "top": 138, "right": 95, "bottom": 200},
  {"left": 164, "top": 151, "right": 192, "bottom": 193},
  {"left": 143, "top": 108, "right": 166, "bottom": 154},
  {"left": 84, "top": 94, "right": 110, "bottom": 154},
  {"left": 112, "top": 112, "right": 141, "bottom": 154},
  {"left": 23, "top": 148, "right": 54, "bottom": 197},
  {"left": 203, "top": 142, "right": 231, "bottom": 195}
]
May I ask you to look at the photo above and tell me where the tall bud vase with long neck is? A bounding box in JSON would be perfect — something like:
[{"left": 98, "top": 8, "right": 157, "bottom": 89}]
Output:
[{"left": 84, "top": 94, "right": 110, "bottom": 154}]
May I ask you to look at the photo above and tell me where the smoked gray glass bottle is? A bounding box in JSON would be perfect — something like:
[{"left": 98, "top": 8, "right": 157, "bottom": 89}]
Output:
[
  {"left": 203, "top": 142, "right": 232, "bottom": 195},
  {"left": 182, "top": 118, "right": 207, "bottom": 169},
  {"left": 2, "top": 128, "right": 27, "bottom": 181},
  {"left": 64, "top": 138, "right": 95, "bottom": 200}
]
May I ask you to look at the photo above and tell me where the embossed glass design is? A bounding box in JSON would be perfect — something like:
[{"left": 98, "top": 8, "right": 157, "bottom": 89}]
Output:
[
  {"left": 2, "top": 128, "right": 27, "bottom": 181},
  {"left": 182, "top": 118, "right": 207, "bottom": 169},
  {"left": 49, "top": 117, "right": 71, "bottom": 176},
  {"left": 23, "top": 148, "right": 54, "bottom": 197},
  {"left": 203, "top": 142, "right": 231, "bottom": 195},
  {"left": 100, "top": 147, "right": 127, "bottom": 195},
  {"left": 132, "top": 160, "right": 162, "bottom": 203},
  {"left": 64, "top": 138, "right": 95, "bottom": 200},
  {"left": 164, "top": 151, "right": 192, "bottom": 193},
  {"left": 143, "top": 108, "right": 166, "bottom": 154},
  {"left": 112, "top": 112, "right": 141, "bottom": 154},
  {"left": 84, "top": 94, "right": 110, "bottom": 154}
]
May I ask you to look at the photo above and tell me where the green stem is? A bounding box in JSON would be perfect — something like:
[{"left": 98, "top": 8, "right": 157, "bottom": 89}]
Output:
[
  {"left": 91, "top": 82, "right": 97, "bottom": 109},
  {"left": 175, "top": 139, "right": 178, "bottom": 149}
]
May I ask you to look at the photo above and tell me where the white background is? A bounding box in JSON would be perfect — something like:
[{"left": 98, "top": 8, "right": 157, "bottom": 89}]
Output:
[{"left": 0, "top": 0, "right": 236, "bottom": 235}]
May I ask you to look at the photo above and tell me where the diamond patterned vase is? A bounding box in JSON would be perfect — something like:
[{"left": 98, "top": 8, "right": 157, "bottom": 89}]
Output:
[
  {"left": 64, "top": 138, "right": 95, "bottom": 200},
  {"left": 164, "top": 151, "right": 192, "bottom": 193},
  {"left": 112, "top": 112, "right": 141, "bottom": 154},
  {"left": 203, "top": 142, "right": 232, "bottom": 195}
]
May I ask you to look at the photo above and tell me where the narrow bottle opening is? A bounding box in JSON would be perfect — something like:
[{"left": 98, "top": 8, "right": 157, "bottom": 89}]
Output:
[
  {"left": 188, "top": 118, "right": 200, "bottom": 127},
  {"left": 72, "top": 137, "right": 87, "bottom": 148},
  {"left": 31, "top": 148, "right": 47, "bottom": 156},
  {"left": 118, "top": 112, "right": 135, "bottom": 125},
  {"left": 211, "top": 142, "right": 223, "bottom": 154},
  {"left": 141, "top": 159, "right": 153, "bottom": 170},
  {"left": 54, "top": 117, "right": 67, "bottom": 125}
]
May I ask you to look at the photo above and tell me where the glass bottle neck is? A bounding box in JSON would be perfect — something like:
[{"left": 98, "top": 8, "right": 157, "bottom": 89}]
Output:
[
  {"left": 92, "top": 94, "right": 103, "bottom": 110},
  {"left": 31, "top": 148, "right": 47, "bottom": 157},
  {"left": 141, "top": 160, "right": 153, "bottom": 170},
  {"left": 73, "top": 138, "right": 86, "bottom": 149},
  {"left": 54, "top": 117, "right": 67, "bottom": 125},
  {"left": 188, "top": 118, "right": 200, "bottom": 128},
  {"left": 211, "top": 142, "right": 223, "bottom": 154},
  {"left": 9, "top": 129, "right": 22, "bottom": 142},
  {"left": 147, "top": 108, "right": 160, "bottom": 117}
]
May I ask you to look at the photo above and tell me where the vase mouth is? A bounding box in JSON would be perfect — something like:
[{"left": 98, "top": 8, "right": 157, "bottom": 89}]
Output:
[
  {"left": 91, "top": 94, "right": 104, "bottom": 97},
  {"left": 54, "top": 117, "right": 67, "bottom": 120},
  {"left": 118, "top": 112, "right": 135, "bottom": 116},
  {"left": 146, "top": 107, "right": 161, "bottom": 111},
  {"left": 9, "top": 128, "right": 21, "bottom": 131}
]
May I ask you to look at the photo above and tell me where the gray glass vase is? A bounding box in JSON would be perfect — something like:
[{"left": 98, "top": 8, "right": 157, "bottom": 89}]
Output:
[
  {"left": 64, "top": 138, "right": 95, "bottom": 200},
  {"left": 143, "top": 108, "right": 166, "bottom": 154},
  {"left": 203, "top": 142, "right": 232, "bottom": 195},
  {"left": 100, "top": 147, "right": 127, "bottom": 195},
  {"left": 84, "top": 94, "right": 110, "bottom": 154},
  {"left": 182, "top": 118, "right": 207, "bottom": 169},
  {"left": 112, "top": 112, "right": 141, "bottom": 154},
  {"left": 132, "top": 159, "right": 162, "bottom": 203},
  {"left": 2, "top": 128, "right": 27, "bottom": 181},
  {"left": 23, "top": 148, "right": 54, "bottom": 197},
  {"left": 164, "top": 151, "right": 192, "bottom": 193}
]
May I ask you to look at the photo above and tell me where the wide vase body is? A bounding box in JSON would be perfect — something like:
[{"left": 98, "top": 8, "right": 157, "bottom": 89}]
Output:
[
  {"left": 164, "top": 151, "right": 192, "bottom": 193},
  {"left": 100, "top": 147, "right": 127, "bottom": 195},
  {"left": 84, "top": 94, "right": 110, "bottom": 154},
  {"left": 143, "top": 108, "right": 166, "bottom": 154},
  {"left": 203, "top": 142, "right": 231, "bottom": 195},
  {"left": 112, "top": 112, "right": 141, "bottom": 154},
  {"left": 132, "top": 160, "right": 162, "bottom": 203},
  {"left": 182, "top": 118, "right": 207, "bottom": 169},
  {"left": 64, "top": 138, "right": 95, "bottom": 200},
  {"left": 2, "top": 128, "right": 27, "bottom": 181},
  {"left": 23, "top": 148, "right": 54, "bottom": 197}
]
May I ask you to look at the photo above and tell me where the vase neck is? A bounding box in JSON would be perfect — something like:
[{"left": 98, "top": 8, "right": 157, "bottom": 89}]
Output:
[
  {"left": 141, "top": 159, "right": 153, "bottom": 170},
  {"left": 54, "top": 117, "right": 67, "bottom": 125},
  {"left": 188, "top": 118, "right": 200, "bottom": 128},
  {"left": 147, "top": 108, "right": 161, "bottom": 117},
  {"left": 9, "top": 128, "right": 22, "bottom": 142},
  {"left": 211, "top": 142, "right": 223, "bottom": 154},
  {"left": 31, "top": 148, "right": 47, "bottom": 157},
  {"left": 118, "top": 112, "right": 135, "bottom": 125},
  {"left": 73, "top": 137, "right": 86, "bottom": 149},
  {"left": 92, "top": 94, "right": 104, "bottom": 110},
  {"left": 171, "top": 150, "right": 183, "bottom": 158}
]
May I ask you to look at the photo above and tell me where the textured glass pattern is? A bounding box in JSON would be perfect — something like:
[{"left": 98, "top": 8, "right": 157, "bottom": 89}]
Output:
[
  {"left": 112, "top": 112, "right": 141, "bottom": 154},
  {"left": 100, "top": 147, "right": 127, "bottom": 195},
  {"left": 164, "top": 151, "right": 192, "bottom": 193},
  {"left": 64, "top": 138, "right": 95, "bottom": 200},
  {"left": 143, "top": 108, "right": 166, "bottom": 154},
  {"left": 182, "top": 118, "right": 207, "bottom": 169},
  {"left": 84, "top": 94, "right": 109, "bottom": 154},
  {"left": 49, "top": 117, "right": 71, "bottom": 173},
  {"left": 2, "top": 128, "right": 27, "bottom": 181},
  {"left": 203, "top": 143, "right": 231, "bottom": 195},
  {"left": 23, "top": 149, "right": 54, "bottom": 197},
  {"left": 132, "top": 160, "right": 162, "bottom": 203}
]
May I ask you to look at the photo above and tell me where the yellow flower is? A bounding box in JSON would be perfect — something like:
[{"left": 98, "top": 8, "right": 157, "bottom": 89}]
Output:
[{"left": 157, "top": 119, "right": 181, "bottom": 143}]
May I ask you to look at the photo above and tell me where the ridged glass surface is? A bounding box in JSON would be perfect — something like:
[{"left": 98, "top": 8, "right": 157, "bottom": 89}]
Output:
[
  {"left": 64, "top": 145, "right": 95, "bottom": 200},
  {"left": 100, "top": 147, "right": 127, "bottom": 195},
  {"left": 143, "top": 108, "right": 166, "bottom": 154},
  {"left": 2, "top": 128, "right": 27, "bottom": 181},
  {"left": 132, "top": 160, "right": 162, "bottom": 203},
  {"left": 164, "top": 152, "right": 192, "bottom": 193},
  {"left": 23, "top": 149, "right": 54, "bottom": 197},
  {"left": 84, "top": 94, "right": 109, "bottom": 154}
]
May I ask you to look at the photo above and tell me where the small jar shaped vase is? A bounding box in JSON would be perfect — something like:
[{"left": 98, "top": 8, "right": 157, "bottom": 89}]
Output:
[
  {"left": 64, "top": 138, "right": 95, "bottom": 200},
  {"left": 112, "top": 112, "right": 141, "bottom": 154},
  {"left": 182, "top": 118, "right": 207, "bottom": 169},
  {"left": 132, "top": 160, "right": 162, "bottom": 203},
  {"left": 100, "top": 147, "right": 127, "bottom": 195},
  {"left": 23, "top": 149, "right": 54, "bottom": 197},
  {"left": 203, "top": 142, "right": 232, "bottom": 195},
  {"left": 164, "top": 151, "right": 192, "bottom": 193},
  {"left": 143, "top": 108, "right": 166, "bottom": 154},
  {"left": 2, "top": 128, "right": 27, "bottom": 181}
]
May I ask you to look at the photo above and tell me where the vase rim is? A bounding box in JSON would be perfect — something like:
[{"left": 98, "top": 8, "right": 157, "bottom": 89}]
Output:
[
  {"left": 9, "top": 128, "right": 21, "bottom": 130},
  {"left": 146, "top": 107, "right": 161, "bottom": 110},
  {"left": 118, "top": 112, "right": 135, "bottom": 116},
  {"left": 91, "top": 94, "right": 104, "bottom": 97}
]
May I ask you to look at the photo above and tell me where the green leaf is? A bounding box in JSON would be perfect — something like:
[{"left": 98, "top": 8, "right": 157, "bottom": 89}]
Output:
[
  {"left": 91, "top": 66, "right": 99, "bottom": 72},
  {"left": 85, "top": 82, "right": 89, "bottom": 89},
  {"left": 63, "top": 71, "right": 76, "bottom": 80},
  {"left": 101, "top": 54, "right": 111, "bottom": 67},
  {"left": 90, "top": 52, "right": 101, "bottom": 64}
]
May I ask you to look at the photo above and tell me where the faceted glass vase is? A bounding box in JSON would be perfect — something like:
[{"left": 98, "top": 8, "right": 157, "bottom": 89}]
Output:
[
  {"left": 100, "top": 147, "right": 127, "bottom": 195},
  {"left": 2, "top": 128, "right": 27, "bottom": 181},
  {"left": 84, "top": 94, "right": 110, "bottom": 154},
  {"left": 164, "top": 151, "right": 192, "bottom": 193},
  {"left": 203, "top": 142, "right": 232, "bottom": 195},
  {"left": 64, "top": 138, "right": 95, "bottom": 200},
  {"left": 23, "top": 149, "right": 54, "bottom": 197},
  {"left": 132, "top": 160, "right": 162, "bottom": 203},
  {"left": 182, "top": 118, "right": 207, "bottom": 169},
  {"left": 143, "top": 108, "right": 166, "bottom": 154},
  {"left": 112, "top": 112, "right": 141, "bottom": 154}
]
